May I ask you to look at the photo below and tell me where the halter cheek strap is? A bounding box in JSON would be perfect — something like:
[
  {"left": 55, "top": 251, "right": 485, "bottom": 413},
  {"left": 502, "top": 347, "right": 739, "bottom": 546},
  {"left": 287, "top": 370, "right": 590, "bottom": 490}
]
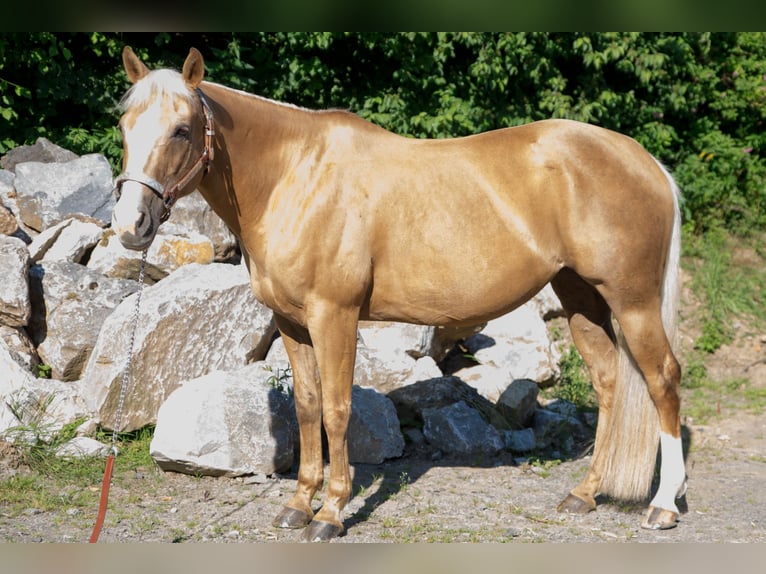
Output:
[{"left": 113, "top": 88, "right": 215, "bottom": 223}]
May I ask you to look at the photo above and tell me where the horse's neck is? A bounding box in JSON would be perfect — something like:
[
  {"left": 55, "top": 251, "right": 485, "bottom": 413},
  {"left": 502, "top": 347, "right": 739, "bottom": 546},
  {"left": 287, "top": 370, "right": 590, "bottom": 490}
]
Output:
[{"left": 197, "top": 82, "right": 315, "bottom": 236}]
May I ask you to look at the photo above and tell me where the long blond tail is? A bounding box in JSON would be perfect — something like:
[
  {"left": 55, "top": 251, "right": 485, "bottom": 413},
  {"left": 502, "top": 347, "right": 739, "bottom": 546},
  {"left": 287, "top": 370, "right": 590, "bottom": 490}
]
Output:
[{"left": 598, "top": 161, "right": 681, "bottom": 501}]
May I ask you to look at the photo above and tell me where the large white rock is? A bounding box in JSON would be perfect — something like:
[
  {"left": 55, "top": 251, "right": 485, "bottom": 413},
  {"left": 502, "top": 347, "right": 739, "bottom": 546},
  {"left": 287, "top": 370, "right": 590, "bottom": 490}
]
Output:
[
  {"left": 14, "top": 154, "right": 115, "bottom": 231},
  {"left": 150, "top": 363, "right": 297, "bottom": 477},
  {"left": 457, "top": 302, "right": 560, "bottom": 399},
  {"left": 80, "top": 262, "right": 276, "bottom": 431}
]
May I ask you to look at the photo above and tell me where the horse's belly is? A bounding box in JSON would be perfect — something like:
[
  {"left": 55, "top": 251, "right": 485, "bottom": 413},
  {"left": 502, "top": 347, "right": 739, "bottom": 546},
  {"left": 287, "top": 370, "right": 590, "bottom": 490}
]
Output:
[{"left": 365, "top": 247, "right": 557, "bottom": 327}]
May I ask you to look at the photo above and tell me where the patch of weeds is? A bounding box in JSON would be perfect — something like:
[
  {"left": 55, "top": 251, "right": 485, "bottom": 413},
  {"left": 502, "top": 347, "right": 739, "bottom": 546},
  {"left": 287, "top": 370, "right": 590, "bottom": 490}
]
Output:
[
  {"left": 683, "top": 356, "right": 708, "bottom": 389},
  {"left": 1, "top": 416, "right": 158, "bottom": 518},
  {"left": 550, "top": 344, "right": 596, "bottom": 411},
  {"left": 684, "top": 227, "right": 766, "bottom": 353},
  {"left": 743, "top": 386, "right": 766, "bottom": 415},
  {"left": 526, "top": 457, "right": 562, "bottom": 479},
  {"left": 265, "top": 365, "right": 293, "bottom": 397},
  {"left": 35, "top": 363, "right": 52, "bottom": 379},
  {"left": 105, "top": 426, "right": 157, "bottom": 475},
  {"left": 682, "top": 368, "right": 765, "bottom": 423},
  {"left": 381, "top": 516, "right": 400, "bottom": 529}
]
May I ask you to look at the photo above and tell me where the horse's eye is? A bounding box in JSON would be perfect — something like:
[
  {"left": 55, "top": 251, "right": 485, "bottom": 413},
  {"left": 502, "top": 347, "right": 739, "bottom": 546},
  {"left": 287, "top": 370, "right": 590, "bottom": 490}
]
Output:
[{"left": 173, "top": 125, "right": 190, "bottom": 140}]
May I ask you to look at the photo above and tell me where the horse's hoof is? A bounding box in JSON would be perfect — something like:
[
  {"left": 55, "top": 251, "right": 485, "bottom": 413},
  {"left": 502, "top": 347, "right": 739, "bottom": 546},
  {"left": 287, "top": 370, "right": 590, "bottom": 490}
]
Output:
[
  {"left": 557, "top": 493, "right": 596, "bottom": 514},
  {"left": 272, "top": 506, "right": 312, "bottom": 529},
  {"left": 641, "top": 506, "right": 679, "bottom": 530},
  {"left": 301, "top": 520, "right": 343, "bottom": 542}
]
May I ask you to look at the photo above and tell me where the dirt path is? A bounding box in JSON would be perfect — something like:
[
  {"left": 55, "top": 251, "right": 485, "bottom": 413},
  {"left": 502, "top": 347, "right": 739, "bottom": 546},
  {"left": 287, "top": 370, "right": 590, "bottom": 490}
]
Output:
[{"left": 1, "top": 403, "right": 764, "bottom": 543}]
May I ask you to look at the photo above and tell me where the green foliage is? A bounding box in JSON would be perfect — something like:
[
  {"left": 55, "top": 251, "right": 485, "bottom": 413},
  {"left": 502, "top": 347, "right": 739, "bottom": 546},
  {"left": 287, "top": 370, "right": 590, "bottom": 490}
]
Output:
[
  {"left": 0, "top": 426, "right": 157, "bottom": 518},
  {"left": 682, "top": 365, "right": 766, "bottom": 425},
  {"left": 552, "top": 344, "right": 596, "bottom": 410},
  {"left": 35, "top": 363, "right": 52, "bottom": 379},
  {"left": 683, "top": 226, "right": 766, "bottom": 353},
  {"left": 1, "top": 32, "right": 765, "bottom": 232}
]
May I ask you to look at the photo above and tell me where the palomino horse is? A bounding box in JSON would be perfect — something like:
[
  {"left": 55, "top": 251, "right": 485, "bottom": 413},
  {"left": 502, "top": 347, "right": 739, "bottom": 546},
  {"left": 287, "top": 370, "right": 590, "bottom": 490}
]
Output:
[{"left": 112, "top": 47, "right": 686, "bottom": 541}]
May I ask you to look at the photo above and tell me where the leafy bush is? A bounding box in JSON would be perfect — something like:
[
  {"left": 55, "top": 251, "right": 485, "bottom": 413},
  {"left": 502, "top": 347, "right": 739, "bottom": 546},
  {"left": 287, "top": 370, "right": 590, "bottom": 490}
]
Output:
[{"left": 1, "top": 32, "right": 765, "bottom": 233}]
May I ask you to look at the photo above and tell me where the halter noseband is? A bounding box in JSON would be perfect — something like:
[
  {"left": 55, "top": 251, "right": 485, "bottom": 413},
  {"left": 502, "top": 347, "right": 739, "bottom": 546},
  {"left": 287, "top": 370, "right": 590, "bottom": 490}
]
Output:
[{"left": 113, "top": 88, "right": 215, "bottom": 223}]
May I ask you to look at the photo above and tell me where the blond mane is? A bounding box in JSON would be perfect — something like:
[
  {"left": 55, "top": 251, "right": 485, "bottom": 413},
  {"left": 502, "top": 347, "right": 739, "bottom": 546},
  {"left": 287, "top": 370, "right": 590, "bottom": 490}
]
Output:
[{"left": 120, "top": 69, "right": 195, "bottom": 111}]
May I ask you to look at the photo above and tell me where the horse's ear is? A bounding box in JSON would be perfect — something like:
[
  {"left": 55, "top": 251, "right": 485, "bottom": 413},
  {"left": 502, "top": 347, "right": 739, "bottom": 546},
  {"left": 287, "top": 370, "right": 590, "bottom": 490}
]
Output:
[
  {"left": 182, "top": 47, "right": 205, "bottom": 88},
  {"left": 122, "top": 46, "right": 149, "bottom": 84}
]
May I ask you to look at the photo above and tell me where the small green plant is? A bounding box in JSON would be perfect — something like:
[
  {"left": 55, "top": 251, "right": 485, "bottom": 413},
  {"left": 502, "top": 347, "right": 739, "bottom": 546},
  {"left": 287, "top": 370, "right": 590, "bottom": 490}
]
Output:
[
  {"left": 35, "top": 363, "right": 52, "bottom": 379},
  {"left": 265, "top": 365, "right": 293, "bottom": 397},
  {"left": 552, "top": 344, "right": 596, "bottom": 410},
  {"left": 527, "top": 457, "right": 562, "bottom": 479}
]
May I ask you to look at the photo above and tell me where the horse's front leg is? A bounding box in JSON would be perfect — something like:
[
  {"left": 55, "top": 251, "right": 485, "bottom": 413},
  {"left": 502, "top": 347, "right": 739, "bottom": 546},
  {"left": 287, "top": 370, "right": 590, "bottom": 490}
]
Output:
[
  {"left": 272, "top": 315, "right": 323, "bottom": 530},
  {"left": 302, "top": 302, "right": 359, "bottom": 542}
]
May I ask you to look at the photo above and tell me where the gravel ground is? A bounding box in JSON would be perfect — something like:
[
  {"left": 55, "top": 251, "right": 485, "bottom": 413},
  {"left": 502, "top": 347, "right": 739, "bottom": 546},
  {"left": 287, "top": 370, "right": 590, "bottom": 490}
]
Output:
[{"left": 1, "top": 404, "right": 763, "bottom": 544}]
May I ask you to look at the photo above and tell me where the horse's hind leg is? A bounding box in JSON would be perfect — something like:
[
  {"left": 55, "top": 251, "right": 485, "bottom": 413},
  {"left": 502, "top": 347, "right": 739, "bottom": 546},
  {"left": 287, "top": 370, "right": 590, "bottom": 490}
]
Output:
[
  {"left": 611, "top": 304, "right": 685, "bottom": 529},
  {"left": 550, "top": 269, "right": 618, "bottom": 514}
]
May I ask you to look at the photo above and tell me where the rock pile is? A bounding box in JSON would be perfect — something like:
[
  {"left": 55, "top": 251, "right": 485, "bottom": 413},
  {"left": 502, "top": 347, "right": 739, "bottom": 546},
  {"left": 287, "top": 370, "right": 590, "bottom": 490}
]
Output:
[{"left": 0, "top": 139, "right": 591, "bottom": 478}]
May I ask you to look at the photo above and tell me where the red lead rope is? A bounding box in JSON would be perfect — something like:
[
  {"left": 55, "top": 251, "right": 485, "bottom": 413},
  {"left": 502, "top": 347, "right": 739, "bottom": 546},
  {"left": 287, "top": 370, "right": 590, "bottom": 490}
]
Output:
[
  {"left": 89, "top": 454, "right": 115, "bottom": 543},
  {"left": 88, "top": 250, "right": 148, "bottom": 543}
]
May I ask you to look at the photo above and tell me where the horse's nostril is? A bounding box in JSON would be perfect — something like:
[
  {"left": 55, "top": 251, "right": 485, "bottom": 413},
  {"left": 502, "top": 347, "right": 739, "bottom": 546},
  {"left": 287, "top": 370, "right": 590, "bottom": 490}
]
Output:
[{"left": 136, "top": 211, "right": 146, "bottom": 232}]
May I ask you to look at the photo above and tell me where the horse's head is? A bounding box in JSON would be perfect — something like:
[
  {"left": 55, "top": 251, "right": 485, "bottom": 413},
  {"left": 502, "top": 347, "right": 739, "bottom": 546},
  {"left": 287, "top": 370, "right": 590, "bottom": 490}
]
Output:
[{"left": 112, "top": 46, "right": 213, "bottom": 250}]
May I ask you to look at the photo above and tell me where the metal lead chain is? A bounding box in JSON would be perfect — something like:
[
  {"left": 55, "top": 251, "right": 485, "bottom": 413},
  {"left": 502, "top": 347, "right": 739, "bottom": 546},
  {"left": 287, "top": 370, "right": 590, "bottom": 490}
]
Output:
[{"left": 111, "top": 249, "right": 148, "bottom": 455}]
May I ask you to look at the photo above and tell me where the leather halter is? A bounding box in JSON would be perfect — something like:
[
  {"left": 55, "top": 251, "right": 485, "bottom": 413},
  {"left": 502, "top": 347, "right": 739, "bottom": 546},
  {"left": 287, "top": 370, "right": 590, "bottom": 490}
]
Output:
[{"left": 113, "top": 88, "right": 215, "bottom": 223}]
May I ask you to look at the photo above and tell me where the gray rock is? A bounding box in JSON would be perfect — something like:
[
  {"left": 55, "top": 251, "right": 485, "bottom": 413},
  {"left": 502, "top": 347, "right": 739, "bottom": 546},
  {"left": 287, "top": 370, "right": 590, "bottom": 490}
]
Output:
[
  {"left": 452, "top": 364, "right": 513, "bottom": 402},
  {"left": 87, "top": 228, "right": 215, "bottom": 283},
  {"left": 80, "top": 262, "right": 276, "bottom": 432},
  {"left": 358, "top": 321, "right": 438, "bottom": 362},
  {"left": 161, "top": 192, "right": 239, "bottom": 262},
  {"left": 0, "top": 336, "right": 36, "bottom": 410},
  {"left": 150, "top": 363, "right": 297, "bottom": 477},
  {"left": 28, "top": 216, "right": 103, "bottom": 264},
  {"left": 0, "top": 137, "right": 78, "bottom": 171},
  {"left": 532, "top": 408, "right": 586, "bottom": 451},
  {"left": 422, "top": 400, "right": 505, "bottom": 456},
  {"left": 541, "top": 397, "right": 579, "bottom": 419},
  {"left": 353, "top": 344, "right": 442, "bottom": 394},
  {"left": 14, "top": 154, "right": 115, "bottom": 231},
  {"left": 55, "top": 437, "right": 111, "bottom": 459},
  {"left": 0, "top": 169, "right": 34, "bottom": 243},
  {"left": 0, "top": 235, "right": 31, "bottom": 327},
  {"left": 530, "top": 283, "right": 564, "bottom": 320},
  {"left": 496, "top": 379, "right": 539, "bottom": 429},
  {"left": 28, "top": 261, "right": 139, "bottom": 381},
  {"left": 266, "top": 330, "right": 443, "bottom": 396},
  {"left": 348, "top": 385, "right": 404, "bottom": 464},
  {"left": 388, "top": 375, "right": 510, "bottom": 431},
  {"left": 0, "top": 325, "right": 40, "bottom": 372},
  {"left": 503, "top": 427, "right": 537, "bottom": 453},
  {"left": 358, "top": 320, "right": 481, "bottom": 364}
]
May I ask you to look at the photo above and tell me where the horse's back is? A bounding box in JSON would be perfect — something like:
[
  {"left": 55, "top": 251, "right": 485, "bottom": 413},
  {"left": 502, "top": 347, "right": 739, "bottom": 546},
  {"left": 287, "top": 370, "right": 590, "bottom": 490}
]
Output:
[{"left": 340, "top": 119, "right": 672, "bottom": 324}]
